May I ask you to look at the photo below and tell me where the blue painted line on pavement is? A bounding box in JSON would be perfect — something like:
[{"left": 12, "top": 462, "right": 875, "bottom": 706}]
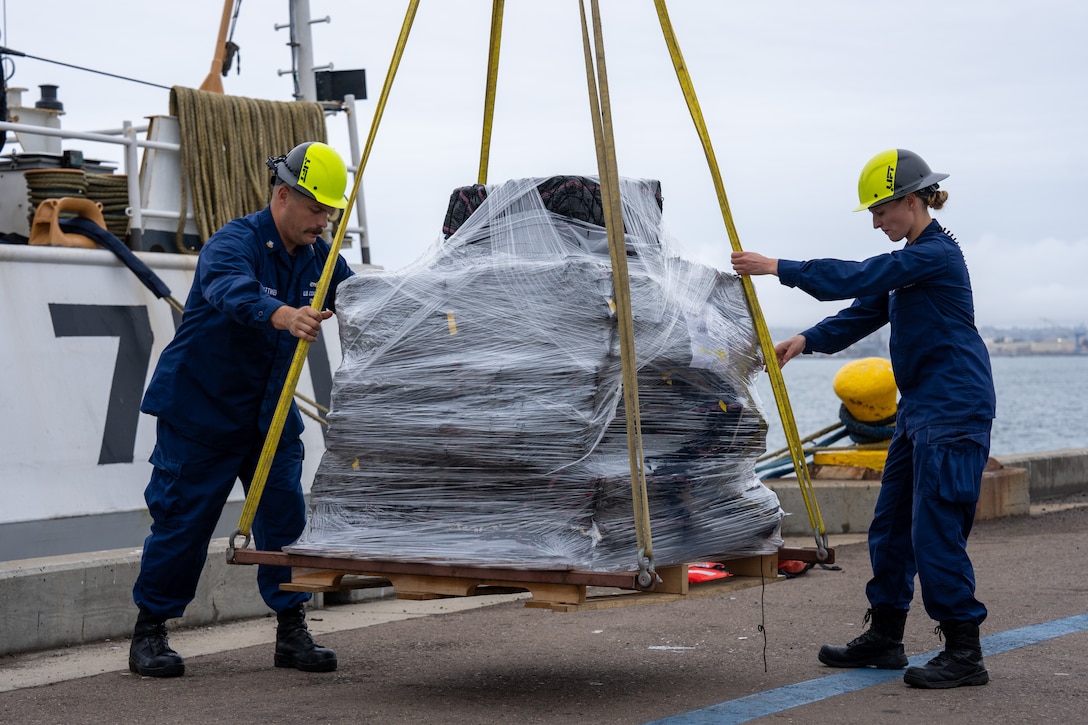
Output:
[{"left": 646, "top": 612, "right": 1088, "bottom": 725}]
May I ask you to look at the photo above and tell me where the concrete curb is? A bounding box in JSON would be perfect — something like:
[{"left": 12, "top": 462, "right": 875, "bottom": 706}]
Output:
[
  {"left": 995, "top": 448, "right": 1088, "bottom": 499},
  {"left": 0, "top": 540, "right": 393, "bottom": 657},
  {"left": 2, "top": 448, "right": 1085, "bottom": 658},
  {"left": 769, "top": 448, "right": 1086, "bottom": 537}
]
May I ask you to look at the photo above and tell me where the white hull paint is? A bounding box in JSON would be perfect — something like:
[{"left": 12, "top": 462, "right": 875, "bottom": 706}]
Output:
[{"left": 1, "top": 243, "right": 345, "bottom": 529}]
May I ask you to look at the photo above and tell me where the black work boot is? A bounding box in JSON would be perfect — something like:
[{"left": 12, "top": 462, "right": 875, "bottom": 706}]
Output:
[
  {"left": 129, "top": 609, "right": 185, "bottom": 678},
  {"left": 818, "top": 608, "right": 909, "bottom": 669},
  {"left": 274, "top": 604, "right": 338, "bottom": 672},
  {"left": 904, "top": 620, "right": 989, "bottom": 689}
]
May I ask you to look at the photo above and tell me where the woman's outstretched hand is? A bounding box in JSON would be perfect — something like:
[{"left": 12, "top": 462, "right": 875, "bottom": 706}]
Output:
[
  {"left": 774, "top": 335, "right": 807, "bottom": 368},
  {"left": 730, "top": 251, "right": 779, "bottom": 277}
]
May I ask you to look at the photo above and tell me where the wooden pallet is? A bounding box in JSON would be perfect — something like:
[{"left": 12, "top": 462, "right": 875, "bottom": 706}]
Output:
[{"left": 228, "top": 547, "right": 829, "bottom": 612}]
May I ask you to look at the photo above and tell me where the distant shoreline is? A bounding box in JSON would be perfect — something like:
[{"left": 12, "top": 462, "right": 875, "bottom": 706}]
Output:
[
  {"left": 795, "top": 350, "right": 1088, "bottom": 359},
  {"left": 767, "top": 327, "right": 1087, "bottom": 359}
]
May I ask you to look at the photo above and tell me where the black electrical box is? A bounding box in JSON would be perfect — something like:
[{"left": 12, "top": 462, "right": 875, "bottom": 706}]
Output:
[{"left": 315, "top": 69, "right": 367, "bottom": 103}]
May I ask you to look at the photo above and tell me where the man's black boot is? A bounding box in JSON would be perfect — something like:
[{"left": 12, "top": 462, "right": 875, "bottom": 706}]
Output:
[
  {"left": 274, "top": 604, "right": 338, "bottom": 672},
  {"left": 904, "top": 620, "right": 989, "bottom": 689},
  {"left": 818, "top": 608, "right": 909, "bottom": 669},
  {"left": 129, "top": 609, "right": 185, "bottom": 677}
]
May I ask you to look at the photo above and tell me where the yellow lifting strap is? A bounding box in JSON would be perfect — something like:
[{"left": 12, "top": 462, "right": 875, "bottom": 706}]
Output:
[
  {"left": 477, "top": 0, "right": 504, "bottom": 185},
  {"left": 231, "top": 0, "right": 422, "bottom": 550},
  {"left": 652, "top": 0, "right": 829, "bottom": 559},
  {"left": 474, "top": 0, "right": 655, "bottom": 584},
  {"left": 579, "top": 0, "right": 655, "bottom": 585}
]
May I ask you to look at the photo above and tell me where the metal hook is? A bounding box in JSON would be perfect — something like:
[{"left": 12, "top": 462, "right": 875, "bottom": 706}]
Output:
[
  {"left": 635, "top": 547, "right": 658, "bottom": 590},
  {"left": 814, "top": 530, "right": 830, "bottom": 562},
  {"left": 226, "top": 528, "right": 252, "bottom": 562}
]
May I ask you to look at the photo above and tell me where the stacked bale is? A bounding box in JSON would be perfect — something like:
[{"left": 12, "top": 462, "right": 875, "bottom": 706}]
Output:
[{"left": 289, "top": 176, "right": 781, "bottom": 571}]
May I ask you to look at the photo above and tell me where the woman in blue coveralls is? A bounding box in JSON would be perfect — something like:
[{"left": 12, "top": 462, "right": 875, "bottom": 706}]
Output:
[
  {"left": 731, "top": 149, "right": 996, "bottom": 690},
  {"left": 128, "top": 142, "right": 355, "bottom": 678}
]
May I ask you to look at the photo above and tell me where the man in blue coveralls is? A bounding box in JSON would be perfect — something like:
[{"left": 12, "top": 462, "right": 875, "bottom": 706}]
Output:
[
  {"left": 731, "top": 149, "right": 996, "bottom": 689},
  {"left": 128, "top": 141, "right": 356, "bottom": 678}
]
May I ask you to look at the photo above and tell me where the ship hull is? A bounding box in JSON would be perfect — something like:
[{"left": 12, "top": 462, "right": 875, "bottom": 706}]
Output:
[{"left": 0, "top": 243, "right": 348, "bottom": 561}]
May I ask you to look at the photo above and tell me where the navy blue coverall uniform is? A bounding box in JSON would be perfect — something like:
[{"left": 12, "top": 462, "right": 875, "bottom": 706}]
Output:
[
  {"left": 777, "top": 220, "right": 996, "bottom": 625},
  {"left": 133, "top": 206, "right": 354, "bottom": 619}
]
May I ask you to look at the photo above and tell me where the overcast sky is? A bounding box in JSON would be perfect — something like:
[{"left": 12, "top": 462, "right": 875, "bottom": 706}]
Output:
[{"left": 3, "top": 0, "right": 1085, "bottom": 331}]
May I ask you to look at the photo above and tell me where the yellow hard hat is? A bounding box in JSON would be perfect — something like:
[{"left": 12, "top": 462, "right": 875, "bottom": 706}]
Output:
[
  {"left": 854, "top": 149, "right": 948, "bottom": 212},
  {"left": 267, "top": 141, "right": 348, "bottom": 209}
]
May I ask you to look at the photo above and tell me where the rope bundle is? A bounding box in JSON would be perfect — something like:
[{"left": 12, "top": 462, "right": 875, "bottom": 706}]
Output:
[
  {"left": 86, "top": 174, "right": 130, "bottom": 239},
  {"left": 839, "top": 405, "right": 896, "bottom": 444},
  {"left": 24, "top": 169, "right": 87, "bottom": 227},
  {"left": 25, "top": 169, "right": 128, "bottom": 239},
  {"left": 169, "top": 86, "right": 327, "bottom": 252}
]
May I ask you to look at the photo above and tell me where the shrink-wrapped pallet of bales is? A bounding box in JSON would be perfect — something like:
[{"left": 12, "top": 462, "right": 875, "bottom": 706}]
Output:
[{"left": 287, "top": 175, "right": 783, "bottom": 571}]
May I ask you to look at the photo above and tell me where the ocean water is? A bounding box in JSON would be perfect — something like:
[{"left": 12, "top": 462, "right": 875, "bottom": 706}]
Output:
[{"left": 753, "top": 355, "right": 1088, "bottom": 457}]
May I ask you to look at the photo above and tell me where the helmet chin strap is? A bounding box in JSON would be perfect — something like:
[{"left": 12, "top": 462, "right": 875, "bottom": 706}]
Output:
[{"left": 266, "top": 154, "right": 288, "bottom": 186}]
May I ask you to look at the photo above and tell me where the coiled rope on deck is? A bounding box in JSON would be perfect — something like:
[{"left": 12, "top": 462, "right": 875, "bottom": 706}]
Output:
[
  {"left": 839, "top": 405, "right": 896, "bottom": 444},
  {"left": 169, "top": 86, "right": 327, "bottom": 251}
]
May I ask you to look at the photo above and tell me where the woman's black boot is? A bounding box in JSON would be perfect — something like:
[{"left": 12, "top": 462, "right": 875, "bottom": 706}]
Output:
[
  {"left": 903, "top": 620, "right": 989, "bottom": 689},
  {"left": 818, "top": 608, "right": 909, "bottom": 669}
]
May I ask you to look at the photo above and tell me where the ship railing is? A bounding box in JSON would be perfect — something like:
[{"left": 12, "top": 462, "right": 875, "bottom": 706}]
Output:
[{"left": 0, "top": 94, "right": 369, "bottom": 263}]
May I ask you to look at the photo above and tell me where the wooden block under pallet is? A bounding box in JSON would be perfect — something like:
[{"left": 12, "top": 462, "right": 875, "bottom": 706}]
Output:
[
  {"left": 528, "top": 554, "right": 782, "bottom": 612},
  {"left": 715, "top": 553, "right": 779, "bottom": 579},
  {"left": 280, "top": 568, "right": 391, "bottom": 593},
  {"left": 530, "top": 571, "right": 782, "bottom": 612},
  {"left": 387, "top": 573, "right": 587, "bottom": 605}
]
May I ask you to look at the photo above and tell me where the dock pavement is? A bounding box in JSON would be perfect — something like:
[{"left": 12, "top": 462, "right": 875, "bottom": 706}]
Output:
[
  {"left": 1, "top": 450, "right": 1086, "bottom": 724},
  {"left": 1, "top": 495, "right": 1086, "bottom": 724}
]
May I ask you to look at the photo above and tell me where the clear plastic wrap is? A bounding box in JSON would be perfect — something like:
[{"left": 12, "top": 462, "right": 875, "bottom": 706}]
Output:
[{"left": 287, "top": 176, "right": 782, "bottom": 571}]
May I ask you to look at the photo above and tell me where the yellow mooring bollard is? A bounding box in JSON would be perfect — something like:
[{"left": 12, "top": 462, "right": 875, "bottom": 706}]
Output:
[{"left": 832, "top": 357, "right": 897, "bottom": 423}]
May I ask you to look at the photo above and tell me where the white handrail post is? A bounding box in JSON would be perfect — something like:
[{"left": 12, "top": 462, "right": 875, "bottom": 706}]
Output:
[
  {"left": 123, "top": 120, "right": 144, "bottom": 247},
  {"left": 343, "top": 93, "right": 369, "bottom": 264}
]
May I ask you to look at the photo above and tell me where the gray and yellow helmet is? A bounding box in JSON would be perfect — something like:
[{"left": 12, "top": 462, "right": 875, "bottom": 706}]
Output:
[
  {"left": 266, "top": 141, "right": 348, "bottom": 209},
  {"left": 854, "top": 149, "right": 948, "bottom": 212}
]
